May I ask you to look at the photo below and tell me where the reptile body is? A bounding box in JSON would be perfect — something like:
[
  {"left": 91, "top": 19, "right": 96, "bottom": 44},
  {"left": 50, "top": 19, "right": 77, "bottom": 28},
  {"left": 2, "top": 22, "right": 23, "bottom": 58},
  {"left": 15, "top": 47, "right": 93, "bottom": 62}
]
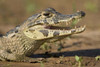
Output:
[{"left": 0, "top": 8, "right": 85, "bottom": 62}]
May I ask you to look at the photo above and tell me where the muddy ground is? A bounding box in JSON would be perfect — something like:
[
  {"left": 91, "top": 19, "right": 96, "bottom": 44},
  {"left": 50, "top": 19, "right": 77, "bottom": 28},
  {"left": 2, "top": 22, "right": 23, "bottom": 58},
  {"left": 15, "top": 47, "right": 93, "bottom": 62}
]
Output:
[
  {"left": 0, "top": 30, "right": 100, "bottom": 67},
  {"left": 0, "top": 0, "right": 100, "bottom": 67}
]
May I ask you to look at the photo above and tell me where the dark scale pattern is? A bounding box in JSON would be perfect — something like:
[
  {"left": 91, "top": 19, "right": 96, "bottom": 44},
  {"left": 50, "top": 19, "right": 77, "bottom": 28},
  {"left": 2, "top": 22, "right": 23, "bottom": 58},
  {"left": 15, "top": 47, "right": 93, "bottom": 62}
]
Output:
[
  {"left": 39, "top": 30, "right": 49, "bottom": 37},
  {"left": 53, "top": 31, "right": 60, "bottom": 36}
]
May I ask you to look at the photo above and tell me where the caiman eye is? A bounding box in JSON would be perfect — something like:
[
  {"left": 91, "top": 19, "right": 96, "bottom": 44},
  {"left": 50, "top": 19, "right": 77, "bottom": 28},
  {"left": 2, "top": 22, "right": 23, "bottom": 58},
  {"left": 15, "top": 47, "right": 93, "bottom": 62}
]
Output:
[{"left": 43, "top": 12, "right": 52, "bottom": 17}]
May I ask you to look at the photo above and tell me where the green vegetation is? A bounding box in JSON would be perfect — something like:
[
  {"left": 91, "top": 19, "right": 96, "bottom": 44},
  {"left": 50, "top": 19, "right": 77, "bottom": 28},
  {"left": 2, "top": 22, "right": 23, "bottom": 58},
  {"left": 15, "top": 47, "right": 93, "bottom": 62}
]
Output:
[
  {"left": 40, "top": 61, "right": 45, "bottom": 67},
  {"left": 2, "top": 64, "right": 11, "bottom": 67},
  {"left": 84, "top": 1, "right": 98, "bottom": 12},
  {"left": 71, "top": 19, "right": 79, "bottom": 28},
  {"left": 72, "top": 1, "right": 77, "bottom": 12},
  {"left": 95, "top": 56, "right": 100, "bottom": 61},
  {"left": 25, "top": 0, "right": 37, "bottom": 14},
  {"left": 75, "top": 55, "right": 83, "bottom": 67},
  {"left": 72, "top": 1, "right": 79, "bottom": 27},
  {"left": 41, "top": 43, "right": 51, "bottom": 50}
]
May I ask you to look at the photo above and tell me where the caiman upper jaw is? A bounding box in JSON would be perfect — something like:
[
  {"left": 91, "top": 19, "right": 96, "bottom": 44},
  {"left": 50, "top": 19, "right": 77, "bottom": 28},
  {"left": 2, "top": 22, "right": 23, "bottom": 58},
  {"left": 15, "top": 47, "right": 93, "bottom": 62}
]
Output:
[{"left": 44, "top": 11, "right": 86, "bottom": 31}]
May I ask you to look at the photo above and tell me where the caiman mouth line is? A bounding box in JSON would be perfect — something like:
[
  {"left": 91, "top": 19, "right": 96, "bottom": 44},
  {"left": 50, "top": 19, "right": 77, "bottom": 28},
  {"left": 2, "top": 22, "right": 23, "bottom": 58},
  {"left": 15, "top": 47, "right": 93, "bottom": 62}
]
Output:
[
  {"left": 44, "top": 19, "right": 85, "bottom": 31},
  {"left": 45, "top": 26, "right": 71, "bottom": 30},
  {"left": 44, "top": 25, "right": 85, "bottom": 33}
]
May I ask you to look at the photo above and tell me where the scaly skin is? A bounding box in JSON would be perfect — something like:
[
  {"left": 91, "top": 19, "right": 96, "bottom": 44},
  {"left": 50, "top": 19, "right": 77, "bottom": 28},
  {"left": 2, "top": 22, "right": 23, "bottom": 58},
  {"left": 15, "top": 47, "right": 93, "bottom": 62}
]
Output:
[{"left": 0, "top": 8, "right": 86, "bottom": 62}]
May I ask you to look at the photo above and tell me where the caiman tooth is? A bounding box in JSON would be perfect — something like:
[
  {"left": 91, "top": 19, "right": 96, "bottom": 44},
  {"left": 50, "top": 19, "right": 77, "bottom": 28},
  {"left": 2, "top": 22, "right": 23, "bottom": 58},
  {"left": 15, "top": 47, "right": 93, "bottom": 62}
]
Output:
[
  {"left": 80, "top": 25, "right": 86, "bottom": 30},
  {"left": 83, "top": 25, "right": 86, "bottom": 28},
  {"left": 71, "top": 29, "right": 76, "bottom": 33},
  {"left": 66, "top": 22, "right": 68, "bottom": 26},
  {"left": 77, "top": 25, "right": 86, "bottom": 32},
  {"left": 66, "top": 21, "right": 70, "bottom": 26},
  {"left": 80, "top": 26, "right": 84, "bottom": 28},
  {"left": 68, "top": 21, "right": 70, "bottom": 25},
  {"left": 82, "top": 25, "right": 86, "bottom": 30}
]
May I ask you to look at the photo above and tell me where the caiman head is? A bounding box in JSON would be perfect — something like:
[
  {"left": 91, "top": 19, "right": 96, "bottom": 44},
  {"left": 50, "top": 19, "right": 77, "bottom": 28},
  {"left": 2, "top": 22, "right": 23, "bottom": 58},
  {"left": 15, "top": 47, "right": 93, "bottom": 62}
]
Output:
[{"left": 24, "top": 8, "right": 86, "bottom": 40}]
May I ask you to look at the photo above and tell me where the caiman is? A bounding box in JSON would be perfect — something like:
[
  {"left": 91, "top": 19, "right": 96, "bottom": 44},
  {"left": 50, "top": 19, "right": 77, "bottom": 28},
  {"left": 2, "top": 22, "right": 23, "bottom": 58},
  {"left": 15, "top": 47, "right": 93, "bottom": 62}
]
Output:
[{"left": 0, "top": 8, "right": 85, "bottom": 62}]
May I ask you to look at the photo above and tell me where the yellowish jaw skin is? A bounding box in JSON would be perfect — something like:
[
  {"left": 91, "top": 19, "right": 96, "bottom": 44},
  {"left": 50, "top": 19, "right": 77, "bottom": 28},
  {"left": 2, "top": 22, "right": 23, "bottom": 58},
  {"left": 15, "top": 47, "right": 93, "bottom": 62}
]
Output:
[{"left": 24, "top": 25, "right": 86, "bottom": 40}]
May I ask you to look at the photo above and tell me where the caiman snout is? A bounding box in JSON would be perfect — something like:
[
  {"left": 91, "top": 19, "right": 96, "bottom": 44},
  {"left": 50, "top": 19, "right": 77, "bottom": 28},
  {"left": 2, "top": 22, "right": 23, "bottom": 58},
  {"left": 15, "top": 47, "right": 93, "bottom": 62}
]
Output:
[
  {"left": 80, "top": 11, "right": 85, "bottom": 17},
  {"left": 71, "top": 11, "right": 85, "bottom": 19}
]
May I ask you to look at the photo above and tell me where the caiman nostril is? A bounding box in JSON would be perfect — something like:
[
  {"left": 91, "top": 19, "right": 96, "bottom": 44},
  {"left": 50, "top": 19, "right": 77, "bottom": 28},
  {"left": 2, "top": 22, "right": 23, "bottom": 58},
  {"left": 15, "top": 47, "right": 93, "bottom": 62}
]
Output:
[{"left": 80, "top": 11, "right": 85, "bottom": 17}]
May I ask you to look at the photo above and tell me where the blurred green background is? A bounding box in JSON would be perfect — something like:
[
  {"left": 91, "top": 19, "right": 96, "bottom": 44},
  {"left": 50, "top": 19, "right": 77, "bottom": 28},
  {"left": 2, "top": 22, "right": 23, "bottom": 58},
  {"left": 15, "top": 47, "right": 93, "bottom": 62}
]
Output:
[{"left": 0, "top": 0, "right": 100, "bottom": 34}]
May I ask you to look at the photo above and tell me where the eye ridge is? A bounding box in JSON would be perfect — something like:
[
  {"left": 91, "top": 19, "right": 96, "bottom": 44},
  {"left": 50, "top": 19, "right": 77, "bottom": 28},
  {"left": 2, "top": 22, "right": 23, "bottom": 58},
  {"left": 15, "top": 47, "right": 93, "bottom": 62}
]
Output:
[{"left": 43, "top": 12, "right": 51, "bottom": 17}]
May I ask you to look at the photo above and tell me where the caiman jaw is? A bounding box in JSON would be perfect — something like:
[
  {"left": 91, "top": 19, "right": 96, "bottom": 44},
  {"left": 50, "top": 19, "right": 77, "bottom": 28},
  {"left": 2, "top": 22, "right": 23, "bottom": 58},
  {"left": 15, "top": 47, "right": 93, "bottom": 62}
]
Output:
[
  {"left": 44, "top": 20, "right": 86, "bottom": 35},
  {"left": 24, "top": 8, "right": 86, "bottom": 40}
]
